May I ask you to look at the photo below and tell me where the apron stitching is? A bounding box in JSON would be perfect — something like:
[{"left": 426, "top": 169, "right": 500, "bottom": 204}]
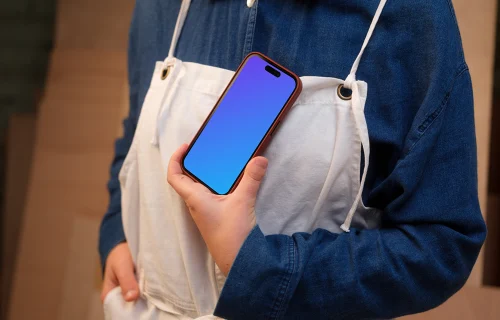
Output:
[
  {"left": 160, "top": 206, "right": 201, "bottom": 314},
  {"left": 143, "top": 290, "right": 198, "bottom": 312},
  {"left": 173, "top": 79, "right": 354, "bottom": 106},
  {"left": 167, "top": 81, "right": 223, "bottom": 98}
]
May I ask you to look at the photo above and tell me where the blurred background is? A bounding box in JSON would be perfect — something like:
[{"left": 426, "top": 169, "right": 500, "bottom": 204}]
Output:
[{"left": 0, "top": 0, "right": 499, "bottom": 319}]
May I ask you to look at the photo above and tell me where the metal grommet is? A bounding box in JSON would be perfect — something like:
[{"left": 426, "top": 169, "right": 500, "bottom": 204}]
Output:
[
  {"left": 337, "top": 84, "right": 352, "bottom": 100},
  {"left": 161, "top": 66, "right": 171, "bottom": 80}
]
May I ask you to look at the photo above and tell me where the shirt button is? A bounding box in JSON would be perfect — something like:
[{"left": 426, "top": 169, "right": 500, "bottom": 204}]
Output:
[{"left": 247, "top": 0, "right": 256, "bottom": 8}]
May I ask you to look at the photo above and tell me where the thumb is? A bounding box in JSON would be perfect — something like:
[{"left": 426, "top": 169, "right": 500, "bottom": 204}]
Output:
[
  {"left": 114, "top": 263, "right": 140, "bottom": 302},
  {"left": 236, "top": 157, "right": 268, "bottom": 199}
]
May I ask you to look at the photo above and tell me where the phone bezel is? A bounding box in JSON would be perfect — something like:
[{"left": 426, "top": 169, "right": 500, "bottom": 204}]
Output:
[{"left": 181, "top": 52, "right": 302, "bottom": 195}]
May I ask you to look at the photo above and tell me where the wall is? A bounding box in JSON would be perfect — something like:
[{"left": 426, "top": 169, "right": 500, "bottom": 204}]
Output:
[
  {"left": 6, "top": 0, "right": 133, "bottom": 319},
  {"left": 0, "top": 0, "right": 55, "bottom": 317},
  {"left": 453, "top": 0, "right": 497, "bottom": 286}
]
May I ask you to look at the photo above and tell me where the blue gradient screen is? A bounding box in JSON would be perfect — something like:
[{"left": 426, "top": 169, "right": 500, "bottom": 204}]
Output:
[{"left": 183, "top": 55, "right": 297, "bottom": 194}]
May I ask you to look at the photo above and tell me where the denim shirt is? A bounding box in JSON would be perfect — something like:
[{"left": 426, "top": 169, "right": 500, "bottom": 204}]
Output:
[{"left": 99, "top": 0, "right": 486, "bottom": 319}]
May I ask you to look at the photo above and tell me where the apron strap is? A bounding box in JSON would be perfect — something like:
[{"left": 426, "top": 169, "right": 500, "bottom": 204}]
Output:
[
  {"left": 343, "top": 0, "right": 387, "bottom": 90},
  {"left": 339, "top": 81, "right": 371, "bottom": 232},
  {"left": 341, "top": 0, "right": 387, "bottom": 232},
  {"left": 168, "top": 0, "right": 192, "bottom": 59},
  {"left": 151, "top": 0, "right": 192, "bottom": 146}
]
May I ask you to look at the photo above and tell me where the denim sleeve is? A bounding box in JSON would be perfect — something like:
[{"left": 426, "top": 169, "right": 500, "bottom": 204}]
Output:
[
  {"left": 98, "top": 5, "right": 141, "bottom": 269},
  {"left": 215, "top": 67, "right": 487, "bottom": 319}
]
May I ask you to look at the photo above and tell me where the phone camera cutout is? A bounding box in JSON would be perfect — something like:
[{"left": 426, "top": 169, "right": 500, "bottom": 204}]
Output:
[{"left": 265, "top": 65, "right": 281, "bottom": 78}]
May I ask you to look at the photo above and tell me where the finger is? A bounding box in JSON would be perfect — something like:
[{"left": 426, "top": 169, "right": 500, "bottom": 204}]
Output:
[
  {"left": 167, "top": 143, "right": 197, "bottom": 198},
  {"left": 235, "top": 157, "right": 268, "bottom": 199},
  {"left": 113, "top": 263, "right": 140, "bottom": 302},
  {"left": 100, "top": 276, "right": 117, "bottom": 303}
]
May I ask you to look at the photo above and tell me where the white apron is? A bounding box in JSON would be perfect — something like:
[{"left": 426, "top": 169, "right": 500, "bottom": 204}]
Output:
[{"left": 104, "top": 0, "right": 387, "bottom": 318}]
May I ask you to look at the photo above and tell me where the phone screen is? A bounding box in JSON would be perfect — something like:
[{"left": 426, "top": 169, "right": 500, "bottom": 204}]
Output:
[{"left": 183, "top": 54, "right": 298, "bottom": 194}]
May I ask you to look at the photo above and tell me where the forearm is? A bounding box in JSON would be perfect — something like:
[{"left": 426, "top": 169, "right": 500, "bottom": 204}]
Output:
[
  {"left": 99, "top": 208, "right": 126, "bottom": 271},
  {"left": 215, "top": 217, "right": 484, "bottom": 319},
  {"left": 215, "top": 68, "right": 486, "bottom": 319}
]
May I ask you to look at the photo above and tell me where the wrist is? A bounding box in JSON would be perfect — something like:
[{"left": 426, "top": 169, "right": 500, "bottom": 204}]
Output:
[{"left": 210, "top": 228, "right": 253, "bottom": 276}]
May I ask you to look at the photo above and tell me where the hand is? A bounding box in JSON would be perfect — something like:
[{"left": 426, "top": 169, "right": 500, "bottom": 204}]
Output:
[
  {"left": 167, "top": 144, "right": 268, "bottom": 275},
  {"left": 101, "top": 242, "right": 139, "bottom": 303}
]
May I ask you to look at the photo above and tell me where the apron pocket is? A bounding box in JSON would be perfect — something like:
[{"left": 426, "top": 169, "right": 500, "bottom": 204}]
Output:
[{"left": 103, "top": 287, "right": 148, "bottom": 320}]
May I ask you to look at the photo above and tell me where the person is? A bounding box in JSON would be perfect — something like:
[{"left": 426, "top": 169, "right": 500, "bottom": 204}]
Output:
[{"left": 99, "top": 0, "right": 487, "bottom": 319}]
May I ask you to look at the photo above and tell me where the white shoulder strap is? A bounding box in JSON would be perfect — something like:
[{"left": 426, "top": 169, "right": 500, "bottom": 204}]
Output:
[
  {"left": 168, "top": 0, "right": 192, "bottom": 59},
  {"left": 344, "top": 0, "right": 387, "bottom": 89},
  {"left": 341, "top": 0, "right": 387, "bottom": 232}
]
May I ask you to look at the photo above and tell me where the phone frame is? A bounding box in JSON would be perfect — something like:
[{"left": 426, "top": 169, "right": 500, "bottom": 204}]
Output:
[{"left": 181, "top": 52, "right": 302, "bottom": 195}]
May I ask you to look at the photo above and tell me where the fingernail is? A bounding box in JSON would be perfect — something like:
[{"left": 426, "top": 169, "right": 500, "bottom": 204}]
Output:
[
  {"left": 254, "top": 157, "right": 268, "bottom": 170},
  {"left": 125, "top": 290, "right": 137, "bottom": 300}
]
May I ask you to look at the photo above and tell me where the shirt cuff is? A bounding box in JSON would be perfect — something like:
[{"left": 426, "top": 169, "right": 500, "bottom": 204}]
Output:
[{"left": 214, "top": 225, "right": 295, "bottom": 319}]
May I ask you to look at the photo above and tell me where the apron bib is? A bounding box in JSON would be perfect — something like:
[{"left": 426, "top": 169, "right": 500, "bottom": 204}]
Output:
[{"left": 106, "top": 0, "right": 387, "bottom": 318}]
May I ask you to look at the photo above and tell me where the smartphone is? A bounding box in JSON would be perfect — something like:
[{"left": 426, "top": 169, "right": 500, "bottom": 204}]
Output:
[{"left": 181, "top": 52, "right": 302, "bottom": 195}]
